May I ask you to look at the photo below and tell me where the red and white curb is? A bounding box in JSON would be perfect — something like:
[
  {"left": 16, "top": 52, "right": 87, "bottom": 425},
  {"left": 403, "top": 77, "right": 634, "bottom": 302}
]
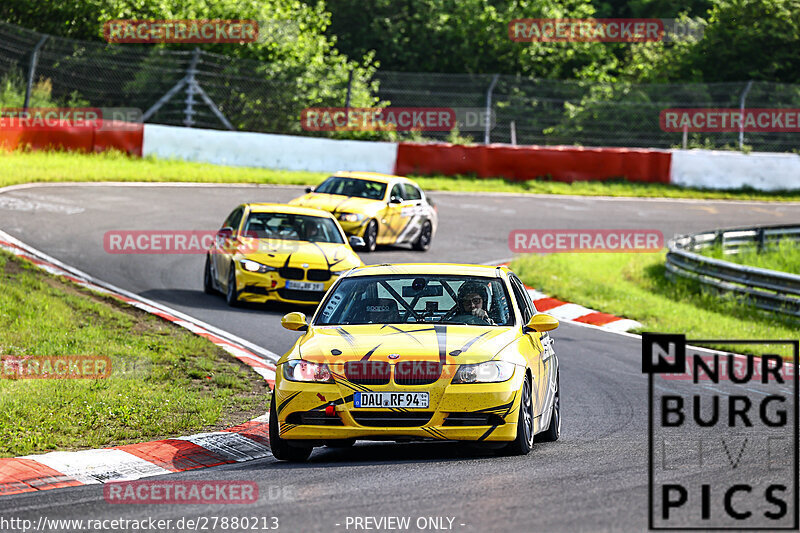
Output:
[
  {"left": 496, "top": 261, "right": 643, "bottom": 332},
  {"left": 0, "top": 230, "right": 279, "bottom": 496}
]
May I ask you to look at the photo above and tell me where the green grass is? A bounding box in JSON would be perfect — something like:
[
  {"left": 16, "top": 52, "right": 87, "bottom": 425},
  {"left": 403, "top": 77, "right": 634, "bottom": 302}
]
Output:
[
  {"left": 2, "top": 149, "right": 800, "bottom": 201},
  {"left": 511, "top": 252, "right": 799, "bottom": 358},
  {"left": 0, "top": 250, "right": 268, "bottom": 457},
  {"left": 698, "top": 240, "right": 800, "bottom": 275}
]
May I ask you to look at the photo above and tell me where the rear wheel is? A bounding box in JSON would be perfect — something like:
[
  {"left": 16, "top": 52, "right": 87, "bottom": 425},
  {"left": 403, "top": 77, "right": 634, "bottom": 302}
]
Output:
[
  {"left": 362, "top": 220, "right": 378, "bottom": 252},
  {"left": 225, "top": 266, "right": 240, "bottom": 307},
  {"left": 203, "top": 255, "right": 215, "bottom": 295},
  {"left": 412, "top": 220, "right": 433, "bottom": 251},
  {"left": 268, "top": 393, "right": 313, "bottom": 462},
  {"left": 537, "top": 371, "right": 561, "bottom": 442},
  {"left": 500, "top": 375, "right": 534, "bottom": 456}
]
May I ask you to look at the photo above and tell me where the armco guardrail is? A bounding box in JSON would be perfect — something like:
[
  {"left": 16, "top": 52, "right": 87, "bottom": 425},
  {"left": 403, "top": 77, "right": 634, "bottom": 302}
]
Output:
[{"left": 666, "top": 224, "right": 800, "bottom": 317}]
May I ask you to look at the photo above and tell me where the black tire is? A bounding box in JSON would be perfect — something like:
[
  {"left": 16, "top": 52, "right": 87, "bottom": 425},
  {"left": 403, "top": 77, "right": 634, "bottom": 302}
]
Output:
[
  {"left": 225, "top": 265, "right": 240, "bottom": 307},
  {"left": 362, "top": 220, "right": 378, "bottom": 252},
  {"left": 268, "top": 393, "right": 313, "bottom": 462},
  {"left": 500, "top": 375, "right": 534, "bottom": 456},
  {"left": 203, "top": 255, "right": 216, "bottom": 295},
  {"left": 537, "top": 371, "right": 561, "bottom": 442},
  {"left": 412, "top": 220, "right": 433, "bottom": 251}
]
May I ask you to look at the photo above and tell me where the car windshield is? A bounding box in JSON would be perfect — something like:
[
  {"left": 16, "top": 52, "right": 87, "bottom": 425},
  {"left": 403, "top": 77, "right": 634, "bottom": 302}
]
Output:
[
  {"left": 316, "top": 275, "right": 513, "bottom": 326},
  {"left": 314, "top": 176, "right": 386, "bottom": 200},
  {"left": 242, "top": 212, "right": 344, "bottom": 244}
]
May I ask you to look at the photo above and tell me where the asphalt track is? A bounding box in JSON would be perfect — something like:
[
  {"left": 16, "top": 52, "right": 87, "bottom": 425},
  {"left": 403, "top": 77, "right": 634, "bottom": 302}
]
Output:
[{"left": 1, "top": 183, "right": 799, "bottom": 532}]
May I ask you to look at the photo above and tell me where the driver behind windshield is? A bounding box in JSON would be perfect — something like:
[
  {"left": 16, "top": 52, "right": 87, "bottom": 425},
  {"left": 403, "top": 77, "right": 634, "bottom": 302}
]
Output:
[{"left": 454, "top": 281, "right": 496, "bottom": 325}]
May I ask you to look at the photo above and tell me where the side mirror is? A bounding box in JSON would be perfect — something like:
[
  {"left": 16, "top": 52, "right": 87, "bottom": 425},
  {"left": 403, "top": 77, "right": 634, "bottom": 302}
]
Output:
[
  {"left": 281, "top": 312, "right": 309, "bottom": 332},
  {"left": 216, "top": 227, "right": 233, "bottom": 239},
  {"left": 524, "top": 314, "right": 559, "bottom": 333},
  {"left": 349, "top": 235, "right": 366, "bottom": 248},
  {"left": 389, "top": 196, "right": 402, "bottom": 204},
  {"left": 305, "top": 187, "right": 313, "bottom": 193}
]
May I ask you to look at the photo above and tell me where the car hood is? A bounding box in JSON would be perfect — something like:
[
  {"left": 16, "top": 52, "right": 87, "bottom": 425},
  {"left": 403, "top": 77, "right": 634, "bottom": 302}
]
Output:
[
  {"left": 241, "top": 240, "right": 362, "bottom": 270},
  {"left": 289, "top": 193, "right": 384, "bottom": 216},
  {"left": 288, "top": 324, "right": 519, "bottom": 366}
]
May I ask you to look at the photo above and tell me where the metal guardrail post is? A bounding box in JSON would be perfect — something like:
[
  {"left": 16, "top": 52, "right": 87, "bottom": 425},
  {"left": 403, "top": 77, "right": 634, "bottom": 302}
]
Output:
[
  {"left": 23, "top": 35, "right": 48, "bottom": 110},
  {"left": 484, "top": 74, "right": 499, "bottom": 145}
]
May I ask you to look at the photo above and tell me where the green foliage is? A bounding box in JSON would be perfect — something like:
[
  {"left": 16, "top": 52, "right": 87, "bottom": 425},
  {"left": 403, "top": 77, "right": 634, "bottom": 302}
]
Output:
[
  {"left": 326, "top": 0, "right": 620, "bottom": 80},
  {"left": 0, "top": 71, "right": 88, "bottom": 108}
]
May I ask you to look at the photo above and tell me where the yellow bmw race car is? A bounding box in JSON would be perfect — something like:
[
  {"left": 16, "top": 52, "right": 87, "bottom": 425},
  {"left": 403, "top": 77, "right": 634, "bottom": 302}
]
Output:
[
  {"left": 204, "top": 203, "right": 363, "bottom": 306},
  {"left": 269, "top": 263, "right": 560, "bottom": 461},
  {"left": 288, "top": 171, "right": 438, "bottom": 252}
]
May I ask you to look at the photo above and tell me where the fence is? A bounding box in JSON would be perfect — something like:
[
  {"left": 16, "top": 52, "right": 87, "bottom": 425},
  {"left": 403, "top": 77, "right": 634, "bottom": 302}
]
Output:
[
  {"left": 1, "top": 20, "right": 800, "bottom": 152},
  {"left": 666, "top": 225, "right": 800, "bottom": 317}
]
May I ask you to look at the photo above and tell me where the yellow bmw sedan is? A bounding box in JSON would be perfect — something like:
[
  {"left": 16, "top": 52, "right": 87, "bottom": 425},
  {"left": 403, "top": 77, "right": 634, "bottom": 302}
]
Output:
[
  {"left": 204, "top": 204, "right": 364, "bottom": 306},
  {"left": 269, "top": 263, "right": 560, "bottom": 461},
  {"left": 288, "top": 171, "right": 437, "bottom": 252}
]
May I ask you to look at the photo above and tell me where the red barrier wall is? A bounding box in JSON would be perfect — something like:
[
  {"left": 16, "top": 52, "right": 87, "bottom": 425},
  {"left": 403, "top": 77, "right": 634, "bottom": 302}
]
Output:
[
  {"left": 0, "top": 121, "right": 143, "bottom": 156},
  {"left": 395, "top": 142, "right": 672, "bottom": 183}
]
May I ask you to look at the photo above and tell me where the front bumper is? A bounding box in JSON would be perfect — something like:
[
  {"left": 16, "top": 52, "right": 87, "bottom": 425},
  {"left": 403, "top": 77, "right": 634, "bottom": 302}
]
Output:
[
  {"left": 234, "top": 268, "right": 339, "bottom": 305},
  {"left": 273, "top": 369, "right": 524, "bottom": 442}
]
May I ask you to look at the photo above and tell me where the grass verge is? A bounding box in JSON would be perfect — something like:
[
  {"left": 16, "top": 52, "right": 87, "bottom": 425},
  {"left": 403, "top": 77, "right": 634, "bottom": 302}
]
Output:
[
  {"left": 2, "top": 149, "right": 800, "bottom": 201},
  {"left": 0, "top": 250, "right": 268, "bottom": 458},
  {"left": 511, "top": 252, "right": 798, "bottom": 358},
  {"left": 698, "top": 240, "right": 800, "bottom": 275}
]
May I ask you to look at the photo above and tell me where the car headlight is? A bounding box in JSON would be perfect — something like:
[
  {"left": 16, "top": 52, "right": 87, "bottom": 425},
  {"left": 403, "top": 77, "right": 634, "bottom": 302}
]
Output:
[
  {"left": 338, "top": 213, "right": 364, "bottom": 223},
  {"left": 239, "top": 259, "right": 277, "bottom": 274},
  {"left": 452, "top": 361, "right": 515, "bottom": 384},
  {"left": 283, "top": 360, "right": 334, "bottom": 383}
]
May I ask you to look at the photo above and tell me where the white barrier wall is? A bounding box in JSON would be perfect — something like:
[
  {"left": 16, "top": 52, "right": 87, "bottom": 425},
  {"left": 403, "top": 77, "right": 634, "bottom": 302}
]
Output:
[
  {"left": 671, "top": 149, "right": 800, "bottom": 191},
  {"left": 142, "top": 124, "right": 399, "bottom": 174}
]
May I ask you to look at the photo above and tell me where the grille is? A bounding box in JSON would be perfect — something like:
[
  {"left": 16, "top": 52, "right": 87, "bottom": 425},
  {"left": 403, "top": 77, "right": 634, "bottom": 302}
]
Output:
[
  {"left": 307, "top": 269, "right": 331, "bottom": 282},
  {"left": 278, "top": 288, "right": 325, "bottom": 302},
  {"left": 394, "top": 361, "right": 442, "bottom": 386},
  {"left": 278, "top": 266, "right": 304, "bottom": 280},
  {"left": 351, "top": 412, "right": 434, "bottom": 427},
  {"left": 345, "top": 361, "right": 390, "bottom": 385},
  {"left": 285, "top": 411, "right": 343, "bottom": 426},
  {"left": 443, "top": 413, "right": 506, "bottom": 426}
]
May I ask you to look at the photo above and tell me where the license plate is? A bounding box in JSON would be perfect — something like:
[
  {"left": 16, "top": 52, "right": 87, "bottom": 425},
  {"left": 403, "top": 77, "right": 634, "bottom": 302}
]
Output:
[
  {"left": 353, "top": 392, "right": 429, "bottom": 409},
  {"left": 285, "top": 280, "right": 324, "bottom": 291}
]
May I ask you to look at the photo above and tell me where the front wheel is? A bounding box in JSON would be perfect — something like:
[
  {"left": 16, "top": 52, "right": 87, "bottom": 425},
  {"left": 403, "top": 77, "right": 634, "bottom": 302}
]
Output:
[
  {"left": 500, "top": 375, "right": 534, "bottom": 456},
  {"left": 362, "top": 220, "right": 378, "bottom": 252},
  {"left": 537, "top": 371, "right": 560, "bottom": 442},
  {"left": 203, "top": 255, "right": 216, "bottom": 295},
  {"left": 412, "top": 220, "right": 432, "bottom": 251},
  {"left": 268, "top": 393, "right": 313, "bottom": 462},
  {"left": 225, "top": 266, "right": 240, "bottom": 307}
]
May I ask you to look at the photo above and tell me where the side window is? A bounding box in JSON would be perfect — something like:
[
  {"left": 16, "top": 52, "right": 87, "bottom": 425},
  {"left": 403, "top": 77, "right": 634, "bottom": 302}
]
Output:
[
  {"left": 390, "top": 184, "right": 404, "bottom": 202},
  {"left": 223, "top": 207, "right": 244, "bottom": 232},
  {"left": 509, "top": 276, "right": 533, "bottom": 323},
  {"left": 403, "top": 184, "right": 422, "bottom": 201}
]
